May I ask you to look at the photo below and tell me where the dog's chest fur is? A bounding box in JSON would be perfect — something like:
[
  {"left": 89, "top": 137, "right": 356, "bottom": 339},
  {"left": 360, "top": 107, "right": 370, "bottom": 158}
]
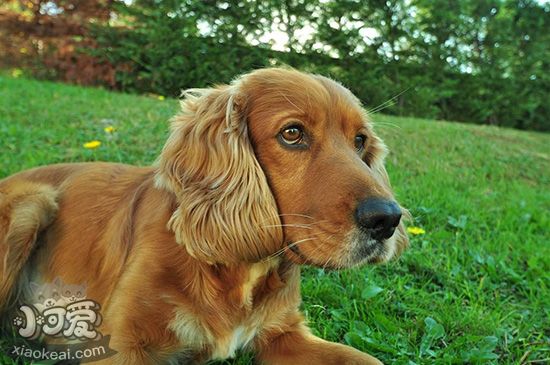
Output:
[{"left": 168, "top": 258, "right": 282, "bottom": 361}]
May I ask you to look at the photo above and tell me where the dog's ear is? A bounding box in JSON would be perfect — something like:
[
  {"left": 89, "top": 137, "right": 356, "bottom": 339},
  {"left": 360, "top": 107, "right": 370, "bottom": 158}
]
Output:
[
  {"left": 155, "top": 85, "right": 283, "bottom": 264},
  {"left": 365, "top": 133, "right": 410, "bottom": 256}
]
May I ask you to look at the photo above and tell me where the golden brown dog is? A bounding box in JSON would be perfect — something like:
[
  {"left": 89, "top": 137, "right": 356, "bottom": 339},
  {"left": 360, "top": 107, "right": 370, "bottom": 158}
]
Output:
[{"left": 0, "top": 68, "right": 408, "bottom": 364}]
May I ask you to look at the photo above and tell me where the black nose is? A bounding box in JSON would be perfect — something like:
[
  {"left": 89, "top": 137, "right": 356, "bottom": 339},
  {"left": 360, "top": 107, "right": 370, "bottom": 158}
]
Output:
[{"left": 354, "top": 198, "right": 402, "bottom": 240}]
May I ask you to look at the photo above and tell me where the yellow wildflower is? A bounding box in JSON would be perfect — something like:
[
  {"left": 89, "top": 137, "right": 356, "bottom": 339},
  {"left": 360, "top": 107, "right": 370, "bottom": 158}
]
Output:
[
  {"left": 104, "top": 126, "right": 116, "bottom": 133},
  {"left": 407, "top": 226, "right": 426, "bottom": 235},
  {"left": 11, "top": 69, "right": 23, "bottom": 78},
  {"left": 83, "top": 140, "right": 101, "bottom": 149},
  {"left": 158, "top": 95, "right": 165, "bottom": 100}
]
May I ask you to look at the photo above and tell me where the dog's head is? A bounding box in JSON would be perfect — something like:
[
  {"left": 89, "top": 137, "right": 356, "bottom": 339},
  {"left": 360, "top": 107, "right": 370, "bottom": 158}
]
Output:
[{"left": 156, "top": 68, "right": 408, "bottom": 267}]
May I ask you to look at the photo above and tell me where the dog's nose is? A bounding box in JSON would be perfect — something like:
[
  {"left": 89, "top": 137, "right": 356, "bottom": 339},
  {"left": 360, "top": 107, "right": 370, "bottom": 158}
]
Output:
[{"left": 355, "top": 198, "right": 402, "bottom": 240}]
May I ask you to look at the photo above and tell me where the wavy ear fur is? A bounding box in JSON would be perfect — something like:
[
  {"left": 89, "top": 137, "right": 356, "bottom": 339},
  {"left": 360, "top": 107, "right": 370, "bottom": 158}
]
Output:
[
  {"left": 155, "top": 85, "right": 282, "bottom": 264},
  {"left": 365, "top": 132, "right": 410, "bottom": 256}
]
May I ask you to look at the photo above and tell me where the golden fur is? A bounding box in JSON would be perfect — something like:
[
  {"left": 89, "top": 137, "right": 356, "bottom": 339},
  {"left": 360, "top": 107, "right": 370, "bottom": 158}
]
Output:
[{"left": 0, "top": 68, "right": 408, "bottom": 364}]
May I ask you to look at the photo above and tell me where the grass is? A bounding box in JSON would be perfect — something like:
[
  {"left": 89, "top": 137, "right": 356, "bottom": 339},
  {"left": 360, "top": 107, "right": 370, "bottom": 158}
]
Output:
[{"left": 1, "top": 75, "right": 549, "bottom": 364}]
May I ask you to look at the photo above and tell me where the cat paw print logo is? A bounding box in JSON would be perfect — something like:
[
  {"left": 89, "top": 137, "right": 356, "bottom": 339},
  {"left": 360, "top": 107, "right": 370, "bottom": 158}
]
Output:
[
  {"left": 7, "top": 279, "right": 116, "bottom": 363},
  {"left": 13, "top": 278, "right": 102, "bottom": 340}
]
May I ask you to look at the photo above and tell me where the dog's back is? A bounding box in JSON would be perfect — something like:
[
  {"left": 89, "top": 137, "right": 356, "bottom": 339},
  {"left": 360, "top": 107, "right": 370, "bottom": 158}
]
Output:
[{"left": 0, "top": 163, "right": 159, "bottom": 313}]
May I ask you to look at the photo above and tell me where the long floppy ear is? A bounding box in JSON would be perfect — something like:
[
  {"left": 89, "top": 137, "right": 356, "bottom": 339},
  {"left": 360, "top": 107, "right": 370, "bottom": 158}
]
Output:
[
  {"left": 365, "top": 132, "right": 410, "bottom": 256},
  {"left": 155, "top": 85, "right": 283, "bottom": 264}
]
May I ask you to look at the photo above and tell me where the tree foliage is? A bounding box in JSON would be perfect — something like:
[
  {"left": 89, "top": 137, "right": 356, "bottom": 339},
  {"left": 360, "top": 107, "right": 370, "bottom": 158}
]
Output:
[{"left": 1, "top": 0, "right": 548, "bottom": 130}]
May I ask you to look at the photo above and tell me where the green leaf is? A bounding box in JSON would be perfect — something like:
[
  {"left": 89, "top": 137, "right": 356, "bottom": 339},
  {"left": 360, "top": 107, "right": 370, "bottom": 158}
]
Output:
[
  {"left": 447, "top": 215, "right": 468, "bottom": 229},
  {"left": 344, "top": 331, "right": 363, "bottom": 348},
  {"left": 361, "top": 284, "right": 384, "bottom": 300},
  {"left": 461, "top": 336, "right": 499, "bottom": 361},
  {"left": 424, "top": 317, "right": 445, "bottom": 339},
  {"left": 420, "top": 317, "right": 446, "bottom": 356}
]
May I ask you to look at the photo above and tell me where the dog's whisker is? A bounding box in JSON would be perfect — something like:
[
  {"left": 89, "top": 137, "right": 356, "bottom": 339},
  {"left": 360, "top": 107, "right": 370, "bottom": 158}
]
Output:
[
  {"left": 286, "top": 237, "right": 318, "bottom": 249},
  {"left": 367, "top": 97, "right": 397, "bottom": 114},
  {"left": 289, "top": 234, "right": 332, "bottom": 263},
  {"left": 262, "top": 248, "right": 287, "bottom": 262},
  {"left": 314, "top": 220, "right": 329, "bottom": 226},
  {"left": 277, "top": 213, "right": 315, "bottom": 220},
  {"left": 283, "top": 219, "right": 330, "bottom": 227},
  {"left": 369, "top": 100, "right": 397, "bottom": 114},
  {"left": 368, "top": 95, "right": 401, "bottom": 113},
  {"left": 263, "top": 245, "right": 292, "bottom": 262},
  {"left": 298, "top": 237, "right": 332, "bottom": 267},
  {"left": 371, "top": 103, "right": 399, "bottom": 115},
  {"left": 272, "top": 238, "right": 315, "bottom": 259},
  {"left": 262, "top": 237, "right": 319, "bottom": 262},
  {"left": 256, "top": 213, "right": 315, "bottom": 228},
  {"left": 262, "top": 224, "right": 313, "bottom": 230},
  {"left": 374, "top": 121, "right": 402, "bottom": 130},
  {"left": 263, "top": 220, "right": 329, "bottom": 230},
  {"left": 317, "top": 234, "right": 335, "bottom": 270},
  {"left": 367, "top": 86, "right": 413, "bottom": 115},
  {"left": 267, "top": 229, "right": 337, "bottom": 262}
]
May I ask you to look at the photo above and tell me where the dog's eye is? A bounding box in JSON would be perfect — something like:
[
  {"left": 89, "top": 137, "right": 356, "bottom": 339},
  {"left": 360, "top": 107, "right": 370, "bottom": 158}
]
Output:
[
  {"left": 354, "top": 134, "right": 367, "bottom": 151},
  {"left": 280, "top": 126, "right": 304, "bottom": 146}
]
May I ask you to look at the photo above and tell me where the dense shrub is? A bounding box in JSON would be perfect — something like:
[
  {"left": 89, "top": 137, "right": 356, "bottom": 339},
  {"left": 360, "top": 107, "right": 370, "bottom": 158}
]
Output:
[
  {"left": 1, "top": 0, "right": 548, "bottom": 131},
  {"left": 0, "top": 0, "right": 117, "bottom": 86}
]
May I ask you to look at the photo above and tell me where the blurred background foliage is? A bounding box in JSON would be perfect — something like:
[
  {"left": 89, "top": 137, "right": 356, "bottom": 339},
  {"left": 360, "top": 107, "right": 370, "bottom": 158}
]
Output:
[{"left": 0, "top": 0, "right": 548, "bottom": 131}]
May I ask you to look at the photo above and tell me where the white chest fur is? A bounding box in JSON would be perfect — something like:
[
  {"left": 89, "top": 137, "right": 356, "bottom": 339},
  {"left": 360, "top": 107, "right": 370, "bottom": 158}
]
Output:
[
  {"left": 168, "top": 258, "right": 280, "bottom": 360},
  {"left": 211, "top": 325, "right": 258, "bottom": 359}
]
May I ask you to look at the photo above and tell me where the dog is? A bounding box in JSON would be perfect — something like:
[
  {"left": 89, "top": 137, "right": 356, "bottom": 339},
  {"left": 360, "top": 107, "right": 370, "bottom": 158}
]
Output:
[{"left": 0, "top": 68, "right": 408, "bottom": 364}]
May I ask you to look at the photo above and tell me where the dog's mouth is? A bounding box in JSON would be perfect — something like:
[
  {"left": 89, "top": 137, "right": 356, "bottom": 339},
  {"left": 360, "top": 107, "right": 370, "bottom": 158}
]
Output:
[
  {"left": 286, "top": 243, "right": 321, "bottom": 266},
  {"left": 355, "top": 239, "right": 388, "bottom": 264},
  {"left": 284, "top": 241, "right": 341, "bottom": 269},
  {"left": 283, "top": 228, "right": 396, "bottom": 269},
  {"left": 351, "top": 228, "right": 397, "bottom": 265}
]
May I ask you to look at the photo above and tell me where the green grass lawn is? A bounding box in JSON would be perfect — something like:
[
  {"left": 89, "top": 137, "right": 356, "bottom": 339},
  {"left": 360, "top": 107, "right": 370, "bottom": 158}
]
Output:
[{"left": 1, "top": 75, "right": 549, "bottom": 364}]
